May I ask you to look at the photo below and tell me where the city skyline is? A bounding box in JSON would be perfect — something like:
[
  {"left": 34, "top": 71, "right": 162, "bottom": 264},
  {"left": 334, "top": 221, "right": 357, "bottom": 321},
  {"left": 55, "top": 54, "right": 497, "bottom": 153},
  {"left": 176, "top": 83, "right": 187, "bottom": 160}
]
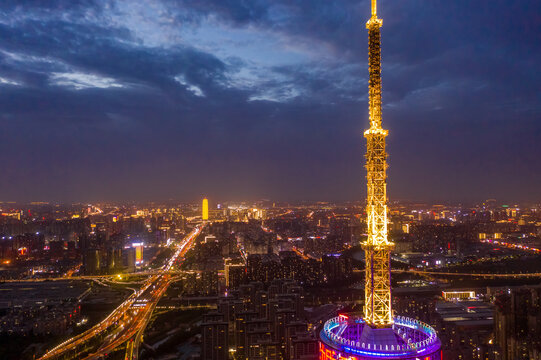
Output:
[
  {"left": 1, "top": 0, "right": 540, "bottom": 203},
  {"left": 1, "top": 2, "right": 540, "bottom": 359}
]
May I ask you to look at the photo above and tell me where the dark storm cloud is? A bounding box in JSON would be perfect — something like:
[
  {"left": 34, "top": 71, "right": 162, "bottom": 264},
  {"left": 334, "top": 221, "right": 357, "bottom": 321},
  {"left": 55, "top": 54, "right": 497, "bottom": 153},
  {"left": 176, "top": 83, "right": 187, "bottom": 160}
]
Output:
[
  {"left": 0, "top": 0, "right": 539, "bottom": 203},
  {"left": 0, "top": 20, "right": 226, "bottom": 94},
  {"left": 0, "top": 0, "right": 103, "bottom": 11},
  {"left": 164, "top": 0, "right": 270, "bottom": 25}
]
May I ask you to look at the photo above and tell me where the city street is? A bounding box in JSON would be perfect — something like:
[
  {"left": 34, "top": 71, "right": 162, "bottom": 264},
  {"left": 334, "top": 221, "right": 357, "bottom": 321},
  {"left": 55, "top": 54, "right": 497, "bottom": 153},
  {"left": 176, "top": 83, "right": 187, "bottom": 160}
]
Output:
[{"left": 39, "top": 226, "right": 201, "bottom": 360}]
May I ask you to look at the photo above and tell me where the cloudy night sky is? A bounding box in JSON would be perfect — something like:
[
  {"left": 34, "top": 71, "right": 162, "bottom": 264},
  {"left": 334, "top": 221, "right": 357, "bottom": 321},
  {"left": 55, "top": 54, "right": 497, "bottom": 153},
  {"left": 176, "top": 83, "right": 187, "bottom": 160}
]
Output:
[{"left": 0, "top": 0, "right": 540, "bottom": 204}]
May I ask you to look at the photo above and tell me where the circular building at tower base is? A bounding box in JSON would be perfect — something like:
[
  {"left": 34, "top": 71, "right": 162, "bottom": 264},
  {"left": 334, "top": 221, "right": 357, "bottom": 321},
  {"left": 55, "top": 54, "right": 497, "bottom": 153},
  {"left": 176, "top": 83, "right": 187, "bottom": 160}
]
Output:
[{"left": 319, "top": 315, "right": 441, "bottom": 360}]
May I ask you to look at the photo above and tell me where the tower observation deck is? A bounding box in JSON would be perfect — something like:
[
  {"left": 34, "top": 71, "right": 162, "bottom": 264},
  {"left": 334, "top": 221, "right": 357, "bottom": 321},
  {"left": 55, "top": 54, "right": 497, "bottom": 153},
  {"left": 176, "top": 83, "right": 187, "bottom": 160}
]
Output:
[{"left": 319, "top": 1, "right": 441, "bottom": 359}]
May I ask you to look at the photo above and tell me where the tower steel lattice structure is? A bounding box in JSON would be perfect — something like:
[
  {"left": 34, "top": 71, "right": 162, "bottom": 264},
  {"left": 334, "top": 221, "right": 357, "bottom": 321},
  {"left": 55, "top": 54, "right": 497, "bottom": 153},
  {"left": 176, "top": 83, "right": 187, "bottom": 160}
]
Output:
[
  {"left": 362, "top": 0, "right": 393, "bottom": 328},
  {"left": 318, "top": 2, "right": 442, "bottom": 358}
]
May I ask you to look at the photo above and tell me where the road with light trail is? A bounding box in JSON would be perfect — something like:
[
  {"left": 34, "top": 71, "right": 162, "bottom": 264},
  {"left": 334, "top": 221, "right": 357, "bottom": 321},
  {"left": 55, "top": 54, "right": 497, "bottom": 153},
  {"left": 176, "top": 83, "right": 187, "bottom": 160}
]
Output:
[{"left": 38, "top": 226, "right": 201, "bottom": 360}]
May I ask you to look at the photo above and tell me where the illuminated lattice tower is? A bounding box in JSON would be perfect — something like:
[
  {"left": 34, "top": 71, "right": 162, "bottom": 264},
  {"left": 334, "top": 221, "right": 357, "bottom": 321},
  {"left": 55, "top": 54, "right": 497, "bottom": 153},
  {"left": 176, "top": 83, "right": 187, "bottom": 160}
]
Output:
[
  {"left": 319, "top": 1, "right": 441, "bottom": 358},
  {"left": 362, "top": 0, "right": 393, "bottom": 328}
]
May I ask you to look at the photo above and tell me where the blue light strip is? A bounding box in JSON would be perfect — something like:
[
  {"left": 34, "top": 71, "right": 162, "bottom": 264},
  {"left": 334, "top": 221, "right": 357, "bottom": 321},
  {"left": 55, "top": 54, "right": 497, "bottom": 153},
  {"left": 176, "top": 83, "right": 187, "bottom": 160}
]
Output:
[
  {"left": 321, "top": 315, "right": 441, "bottom": 357},
  {"left": 343, "top": 346, "right": 414, "bottom": 357}
]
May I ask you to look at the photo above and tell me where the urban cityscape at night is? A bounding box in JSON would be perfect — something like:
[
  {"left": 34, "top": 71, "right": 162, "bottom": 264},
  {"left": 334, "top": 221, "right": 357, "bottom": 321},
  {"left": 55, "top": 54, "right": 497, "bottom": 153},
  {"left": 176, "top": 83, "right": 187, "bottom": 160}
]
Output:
[{"left": 1, "top": 0, "right": 540, "bottom": 360}]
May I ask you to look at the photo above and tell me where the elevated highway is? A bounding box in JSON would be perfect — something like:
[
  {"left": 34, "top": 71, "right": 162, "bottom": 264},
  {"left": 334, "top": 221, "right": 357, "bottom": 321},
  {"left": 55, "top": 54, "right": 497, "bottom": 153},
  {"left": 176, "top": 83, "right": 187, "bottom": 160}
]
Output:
[{"left": 38, "top": 226, "right": 201, "bottom": 360}]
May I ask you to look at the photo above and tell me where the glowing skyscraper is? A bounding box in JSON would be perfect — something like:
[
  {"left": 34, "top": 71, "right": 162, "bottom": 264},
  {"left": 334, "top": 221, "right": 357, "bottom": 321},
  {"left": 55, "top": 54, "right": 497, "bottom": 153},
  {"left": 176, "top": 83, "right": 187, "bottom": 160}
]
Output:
[
  {"left": 319, "top": 1, "right": 441, "bottom": 358},
  {"left": 202, "top": 198, "right": 209, "bottom": 220}
]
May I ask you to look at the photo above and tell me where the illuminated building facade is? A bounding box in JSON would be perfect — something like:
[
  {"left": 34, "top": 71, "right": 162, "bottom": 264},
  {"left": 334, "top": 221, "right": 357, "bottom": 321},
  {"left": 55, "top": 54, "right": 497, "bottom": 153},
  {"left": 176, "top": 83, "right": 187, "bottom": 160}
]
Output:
[
  {"left": 319, "top": 315, "right": 441, "bottom": 360},
  {"left": 132, "top": 242, "right": 143, "bottom": 265},
  {"left": 202, "top": 198, "right": 209, "bottom": 220},
  {"left": 319, "top": 1, "right": 441, "bottom": 358}
]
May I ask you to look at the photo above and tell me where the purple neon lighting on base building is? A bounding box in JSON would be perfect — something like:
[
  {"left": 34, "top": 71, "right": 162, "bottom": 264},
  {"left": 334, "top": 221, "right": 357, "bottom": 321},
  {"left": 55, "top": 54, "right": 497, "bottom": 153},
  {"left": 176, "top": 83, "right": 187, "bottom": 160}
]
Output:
[{"left": 319, "top": 315, "right": 441, "bottom": 359}]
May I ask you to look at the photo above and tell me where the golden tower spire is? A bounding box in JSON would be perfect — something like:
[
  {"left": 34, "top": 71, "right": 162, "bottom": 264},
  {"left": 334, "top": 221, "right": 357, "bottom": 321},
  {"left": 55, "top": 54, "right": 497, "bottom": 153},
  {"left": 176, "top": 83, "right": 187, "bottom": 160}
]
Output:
[
  {"left": 317, "top": 1, "right": 441, "bottom": 356},
  {"left": 363, "top": 0, "right": 394, "bottom": 327}
]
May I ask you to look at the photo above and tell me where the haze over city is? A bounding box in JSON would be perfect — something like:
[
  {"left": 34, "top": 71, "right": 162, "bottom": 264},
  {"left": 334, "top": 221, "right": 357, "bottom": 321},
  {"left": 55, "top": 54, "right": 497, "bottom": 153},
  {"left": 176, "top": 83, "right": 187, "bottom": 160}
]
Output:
[
  {"left": 1, "top": 0, "right": 539, "bottom": 203},
  {"left": 1, "top": 1, "right": 541, "bottom": 360}
]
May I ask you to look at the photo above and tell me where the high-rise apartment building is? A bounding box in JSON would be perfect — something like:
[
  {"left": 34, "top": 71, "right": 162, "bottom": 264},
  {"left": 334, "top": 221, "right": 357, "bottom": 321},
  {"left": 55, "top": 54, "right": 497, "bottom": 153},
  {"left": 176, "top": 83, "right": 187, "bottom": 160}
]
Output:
[{"left": 494, "top": 287, "right": 541, "bottom": 360}]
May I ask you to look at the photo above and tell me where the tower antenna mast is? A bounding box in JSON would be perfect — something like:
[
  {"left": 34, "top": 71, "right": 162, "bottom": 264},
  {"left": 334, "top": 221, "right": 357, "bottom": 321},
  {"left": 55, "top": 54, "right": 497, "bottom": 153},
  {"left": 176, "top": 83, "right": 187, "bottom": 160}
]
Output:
[
  {"left": 363, "top": 0, "right": 393, "bottom": 327},
  {"left": 317, "top": 2, "right": 442, "bottom": 357}
]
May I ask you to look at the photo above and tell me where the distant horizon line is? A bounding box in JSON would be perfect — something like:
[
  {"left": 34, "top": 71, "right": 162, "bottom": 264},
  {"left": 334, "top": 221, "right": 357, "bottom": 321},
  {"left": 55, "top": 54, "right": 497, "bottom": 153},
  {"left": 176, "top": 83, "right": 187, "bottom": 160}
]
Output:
[{"left": 0, "top": 198, "right": 537, "bottom": 207}]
